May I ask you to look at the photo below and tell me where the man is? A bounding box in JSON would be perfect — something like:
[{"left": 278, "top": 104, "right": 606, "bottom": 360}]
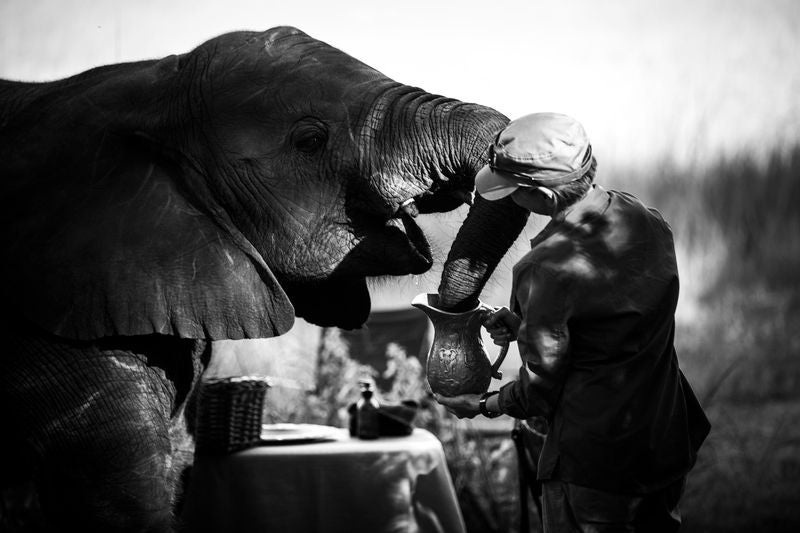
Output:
[{"left": 435, "top": 113, "right": 710, "bottom": 532}]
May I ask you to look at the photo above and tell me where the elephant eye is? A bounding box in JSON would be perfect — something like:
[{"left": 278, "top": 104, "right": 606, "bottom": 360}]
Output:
[{"left": 292, "top": 120, "right": 328, "bottom": 154}]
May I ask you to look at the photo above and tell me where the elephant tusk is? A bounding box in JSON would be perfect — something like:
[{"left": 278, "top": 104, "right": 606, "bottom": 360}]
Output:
[{"left": 400, "top": 198, "right": 419, "bottom": 218}]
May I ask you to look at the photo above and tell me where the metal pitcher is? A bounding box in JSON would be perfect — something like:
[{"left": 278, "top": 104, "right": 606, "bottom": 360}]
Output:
[{"left": 412, "top": 293, "right": 509, "bottom": 397}]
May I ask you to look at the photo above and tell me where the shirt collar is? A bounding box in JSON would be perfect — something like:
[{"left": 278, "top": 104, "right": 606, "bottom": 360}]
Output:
[
  {"left": 559, "top": 184, "right": 611, "bottom": 224},
  {"left": 529, "top": 185, "right": 611, "bottom": 246}
]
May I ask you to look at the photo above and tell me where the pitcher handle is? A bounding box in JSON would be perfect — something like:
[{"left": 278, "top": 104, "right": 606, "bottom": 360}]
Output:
[
  {"left": 490, "top": 342, "right": 509, "bottom": 380},
  {"left": 479, "top": 304, "right": 511, "bottom": 380}
]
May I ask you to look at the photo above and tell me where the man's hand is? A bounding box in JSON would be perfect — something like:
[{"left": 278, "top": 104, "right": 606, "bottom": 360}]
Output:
[
  {"left": 433, "top": 393, "right": 481, "bottom": 419},
  {"left": 483, "top": 306, "right": 521, "bottom": 346}
]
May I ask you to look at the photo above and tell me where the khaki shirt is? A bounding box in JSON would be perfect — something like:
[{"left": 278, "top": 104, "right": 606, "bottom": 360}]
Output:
[{"left": 497, "top": 185, "right": 710, "bottom": 493}]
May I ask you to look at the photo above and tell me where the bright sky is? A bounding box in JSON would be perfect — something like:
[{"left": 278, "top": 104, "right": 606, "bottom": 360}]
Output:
[{"left": 2, "top": 0, "right": 799, "bottom": 170}]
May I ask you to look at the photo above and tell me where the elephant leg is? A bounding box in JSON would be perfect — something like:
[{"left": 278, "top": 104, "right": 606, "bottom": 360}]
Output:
[{"left": 1, "top": 327, "right": 208, "bottom": 533}]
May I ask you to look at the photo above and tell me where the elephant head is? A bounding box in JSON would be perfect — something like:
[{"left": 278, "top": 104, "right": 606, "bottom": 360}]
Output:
[
  {"left": 0, "top": 26, "right": 516, "bottom": 530},
  {"left": 0, "top": 26, "right": 509, "bottom": 340}
]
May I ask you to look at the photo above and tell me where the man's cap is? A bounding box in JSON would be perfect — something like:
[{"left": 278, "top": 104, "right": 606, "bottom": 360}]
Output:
[{"left": 475, "top": 112, "right": 593, "bottom": 201}]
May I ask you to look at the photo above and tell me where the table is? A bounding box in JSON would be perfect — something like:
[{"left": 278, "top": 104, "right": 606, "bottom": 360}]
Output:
[{"left": 181, "top": 428, "right": 466, "bottom": 533}]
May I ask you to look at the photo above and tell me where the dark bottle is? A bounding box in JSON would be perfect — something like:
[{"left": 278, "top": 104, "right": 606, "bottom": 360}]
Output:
[{"left": 356, "top": 379, "right": 380, "bottom": 440}]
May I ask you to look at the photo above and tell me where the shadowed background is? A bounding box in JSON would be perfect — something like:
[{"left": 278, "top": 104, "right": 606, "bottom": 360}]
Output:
[{"left": 2, "top": 1, "right": 798, "bottom": 531}]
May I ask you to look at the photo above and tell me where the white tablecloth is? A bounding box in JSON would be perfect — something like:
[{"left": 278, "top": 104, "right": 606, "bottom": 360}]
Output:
[{"left": 181, "top": 428, "right": 466, "bottom": 533}]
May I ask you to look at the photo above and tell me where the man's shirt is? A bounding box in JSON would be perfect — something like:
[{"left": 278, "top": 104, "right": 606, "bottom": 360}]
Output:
[{"left": 497, "top": 185, "right": 711, "bottom": 494}]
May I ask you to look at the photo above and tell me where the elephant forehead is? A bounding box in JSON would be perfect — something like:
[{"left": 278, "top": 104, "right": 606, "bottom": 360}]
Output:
[
  {"left": 201, "top": 28, "right": 387, "bottom": 96},
  {"left": 261, "top": 26, "right": 307, "bottom": 48},
  {"left": 194, "top": 27, "right": 305, "bottom": 55}
]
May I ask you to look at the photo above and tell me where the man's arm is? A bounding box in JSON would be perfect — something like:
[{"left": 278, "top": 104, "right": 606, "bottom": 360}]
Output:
[{"left": 496, "top": 263, "right": 574, "bottom": 419}]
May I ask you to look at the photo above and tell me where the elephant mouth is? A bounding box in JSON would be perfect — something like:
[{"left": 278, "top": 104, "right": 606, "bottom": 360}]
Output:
[
  {"left": 344, "top": 202, "right": 432, "bottom": 277},
  {"left": 282, "top": 275, "right": 371, "bottom": 330},
  {"left": 385, "top": 209, "right": 433, "bottom": 273},
  {"left": 290, "top": 204, "right": 432, "bottom": 330}
]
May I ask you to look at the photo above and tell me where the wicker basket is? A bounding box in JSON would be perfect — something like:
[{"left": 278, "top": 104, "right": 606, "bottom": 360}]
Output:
[{"left": 194, "top": 376, "right": 270, "bottom": 455}]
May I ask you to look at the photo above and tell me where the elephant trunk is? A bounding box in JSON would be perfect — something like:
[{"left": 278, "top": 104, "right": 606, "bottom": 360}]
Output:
[
  {"left": 353, "top": 83, "right": 527, "bottom": 311},
  {"left": 409, "top": 96, "right": 530, "bottom": 312},
  {"left": 437, "top": 195, "right": 529, "bottom": 311},
  {"left": 375, "top": 88, "right": 527, "bottom": 311},
  {"left": 427, "top": 100, "right": 509, "bottom": 200},
  {"left": 416, "top": 98, "right": 510, "bottom": 214},
  {"left": 357, "top": 84, "right": 509, "bottom": 216},
  {"left": 403, "top": 95, "right": 530, "bottom": 311}
]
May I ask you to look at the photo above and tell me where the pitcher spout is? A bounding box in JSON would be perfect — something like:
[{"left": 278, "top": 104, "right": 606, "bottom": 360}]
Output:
[
  {"left": 410, "top": 292, "right": 437, "bottom": 312},
  {"left": 411, "top": 292, "right": 480, "bottom": 318}
]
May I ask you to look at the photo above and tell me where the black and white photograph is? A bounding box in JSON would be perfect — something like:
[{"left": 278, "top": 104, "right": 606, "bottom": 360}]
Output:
[{"left": 1, "top": 1, "right": 798, "bottom": 532}]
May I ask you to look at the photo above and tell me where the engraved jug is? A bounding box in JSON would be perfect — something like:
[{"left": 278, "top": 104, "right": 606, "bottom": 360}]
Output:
[{"left": 412, "top": 293, "right": 509, "bottom": 397}]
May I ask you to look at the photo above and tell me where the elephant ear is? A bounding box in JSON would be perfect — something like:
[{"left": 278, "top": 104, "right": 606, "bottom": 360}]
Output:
[
  {"left": 15, "top": 155, "right": 294, "bottom": 341},
  {"left": 7, "top": 57, "right": 295, "bottom": 341}
]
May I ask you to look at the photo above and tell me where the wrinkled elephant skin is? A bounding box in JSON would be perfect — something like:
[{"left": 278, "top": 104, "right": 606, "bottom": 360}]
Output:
[{"left": 0, "top": 26, "right": 508, "bottom": 531}]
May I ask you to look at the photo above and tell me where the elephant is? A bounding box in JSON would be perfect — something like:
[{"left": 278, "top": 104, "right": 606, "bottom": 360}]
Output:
[{"left": 0, "top": 26, "right": 511, "bottom": 532}]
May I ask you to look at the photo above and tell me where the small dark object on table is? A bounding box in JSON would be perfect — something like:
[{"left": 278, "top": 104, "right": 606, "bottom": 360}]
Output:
[{"left": 348, "top": 400, "right": 419, "bottom": 437}]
